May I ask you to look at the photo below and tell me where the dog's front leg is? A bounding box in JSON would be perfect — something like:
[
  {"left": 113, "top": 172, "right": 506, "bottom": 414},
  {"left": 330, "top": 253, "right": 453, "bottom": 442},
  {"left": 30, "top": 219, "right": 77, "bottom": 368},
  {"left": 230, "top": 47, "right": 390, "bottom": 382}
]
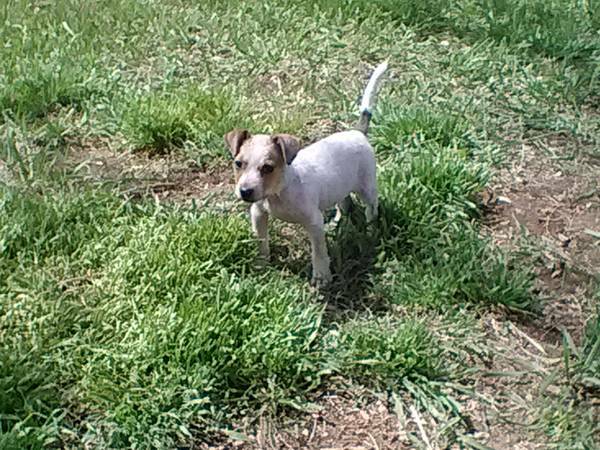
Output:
[
  {"left": 250, "top": 203, "right": 269, "bottom": 263},
  {"left": 305, "top": 217, "right": 332, "bottom": 287}
]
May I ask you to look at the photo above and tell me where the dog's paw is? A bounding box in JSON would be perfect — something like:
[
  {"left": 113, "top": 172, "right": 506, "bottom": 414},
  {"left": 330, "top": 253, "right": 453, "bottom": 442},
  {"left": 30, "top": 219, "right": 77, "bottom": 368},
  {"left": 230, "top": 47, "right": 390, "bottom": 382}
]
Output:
[
  {"left": 310, "top": 270, "right": 332, "bottom": 288},
  {"left": 254, "top": 256, "right": 269, "bottom": 269}
]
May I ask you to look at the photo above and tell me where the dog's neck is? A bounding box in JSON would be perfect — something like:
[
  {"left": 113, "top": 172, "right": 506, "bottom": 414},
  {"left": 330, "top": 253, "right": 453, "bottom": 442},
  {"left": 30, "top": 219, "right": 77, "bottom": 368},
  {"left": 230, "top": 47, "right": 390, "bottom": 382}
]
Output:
[
  {"left": 266, "top": 164, "right": 298, "bottom": 201},
  {"left": 262, "top": 164, "right": 309, "bottom": 224}
]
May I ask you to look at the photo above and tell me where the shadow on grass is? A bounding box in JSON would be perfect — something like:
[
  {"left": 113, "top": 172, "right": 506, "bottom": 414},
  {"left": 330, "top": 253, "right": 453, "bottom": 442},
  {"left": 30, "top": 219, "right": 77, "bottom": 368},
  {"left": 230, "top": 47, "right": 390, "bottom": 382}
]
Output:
[
  {"left": 264, "top": 200, "right": 390, "bottom": 315},
  {"left": 266, "top": 196, "right": 416, "bottom": 317},
  {"left": 259, "top": 182, "right": 536, "bottom": 318},
  {"left": 320, "top": 197, "right": 413, "bottom": 317}
]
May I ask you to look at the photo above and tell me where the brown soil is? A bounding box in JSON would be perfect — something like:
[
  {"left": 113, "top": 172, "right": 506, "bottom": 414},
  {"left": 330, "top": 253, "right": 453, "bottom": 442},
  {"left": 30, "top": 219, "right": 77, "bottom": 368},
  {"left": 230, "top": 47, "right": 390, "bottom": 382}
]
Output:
[
  {"left": 64, "top": 137, "right": 236, "bottom": 206},
  {"left": 483, "top": 138, "right": 599, "bottom": 342},
  {"left": 472, "top": 137, "right": 600, "bottom": 449}
]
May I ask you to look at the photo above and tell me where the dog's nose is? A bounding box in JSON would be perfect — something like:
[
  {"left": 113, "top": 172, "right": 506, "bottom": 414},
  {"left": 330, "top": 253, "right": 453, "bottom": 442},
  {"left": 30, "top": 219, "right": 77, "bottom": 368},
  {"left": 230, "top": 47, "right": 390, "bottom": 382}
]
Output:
[{"left": 239, "top": 187, "right": 254, "bottom": 201}]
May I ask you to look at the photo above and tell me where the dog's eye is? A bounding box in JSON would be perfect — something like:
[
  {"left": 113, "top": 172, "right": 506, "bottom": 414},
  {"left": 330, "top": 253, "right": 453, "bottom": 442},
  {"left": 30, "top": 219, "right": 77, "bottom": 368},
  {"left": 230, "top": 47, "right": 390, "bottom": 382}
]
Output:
[
  {"left": 261, "top": 164, "right": 274, "bottom": 175},
  {"left": 234, "top": 160, "right": 243, "bottom": 169}
]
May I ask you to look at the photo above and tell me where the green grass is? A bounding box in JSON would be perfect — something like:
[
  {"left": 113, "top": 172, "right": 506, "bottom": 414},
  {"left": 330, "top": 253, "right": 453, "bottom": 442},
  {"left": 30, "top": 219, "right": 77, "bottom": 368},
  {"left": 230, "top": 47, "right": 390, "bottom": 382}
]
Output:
[
  {"left": 74, "top": 272, "right": 326, "bottom": 447},
  {"left": 537, "top": 327, "right": 600, "bottom": 449},
  {"left": 1, "top": 0, "right": 598, "bottom": 448},
  {"left": 539, "top": 398, "right": 599, "bottom": 449},
  {"left": 373, "top": 105, "right": 477, "bottom": 158},
  {"left": 0, "top": 187, "right": 450, "bottom": 447},
  {"left": 371, "top": 128, "right": 534, "bottom": 311},
  {"left": 579, "top": 305, "right": 600, "bottom": 388},
  {"left": 320, "top": 0, "right": 600, "bottom": 62},
  {"left": 534, "top": 287, "right": 600, "bottom": 449},
  {"left": 121, "top": 87, "right": 253, "bottom": 157},
  {"left": 0, "top": 65, "right": 94, "bottom": 122},
  {"left": 336, "top": 316, "right": 443, "bottom": 384}
]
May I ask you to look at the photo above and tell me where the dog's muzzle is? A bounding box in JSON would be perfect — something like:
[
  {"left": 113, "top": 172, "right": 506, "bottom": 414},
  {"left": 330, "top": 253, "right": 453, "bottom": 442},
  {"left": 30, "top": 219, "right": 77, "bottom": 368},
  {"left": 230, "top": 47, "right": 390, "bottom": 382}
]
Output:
[{"left": 239, "top": 187, "right": 254, "bottom": 202}]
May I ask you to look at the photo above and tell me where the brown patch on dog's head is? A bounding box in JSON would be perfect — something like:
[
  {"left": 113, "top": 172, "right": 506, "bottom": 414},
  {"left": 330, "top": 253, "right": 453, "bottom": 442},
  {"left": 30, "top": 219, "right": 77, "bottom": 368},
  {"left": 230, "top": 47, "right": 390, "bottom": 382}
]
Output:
[
  {"left": 224, "top": 129, "right": 250, "bottom": 158},
  {"left": 272, "top": 134, "right": 301, "bottom": 165},
  {"left": 224, "top": 132, "right": 301, "bottom": 202}
]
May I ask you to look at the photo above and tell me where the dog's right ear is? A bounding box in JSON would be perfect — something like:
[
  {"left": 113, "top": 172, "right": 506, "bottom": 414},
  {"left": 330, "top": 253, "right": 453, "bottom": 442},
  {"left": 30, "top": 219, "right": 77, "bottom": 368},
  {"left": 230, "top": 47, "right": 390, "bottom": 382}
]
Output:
[
  {"left": 272, "top": 134, "right": 301, "bottom": 165},
  {"left": 224, "top": 129, "right": 250, "bottom": 158}
]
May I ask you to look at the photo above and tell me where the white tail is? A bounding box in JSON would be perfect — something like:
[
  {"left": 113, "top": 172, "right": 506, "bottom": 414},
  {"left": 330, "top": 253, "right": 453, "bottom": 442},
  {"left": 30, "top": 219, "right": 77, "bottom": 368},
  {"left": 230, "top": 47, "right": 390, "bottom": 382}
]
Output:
[{"left": 359, "top": 60, "right": 389, "bottom": 114}]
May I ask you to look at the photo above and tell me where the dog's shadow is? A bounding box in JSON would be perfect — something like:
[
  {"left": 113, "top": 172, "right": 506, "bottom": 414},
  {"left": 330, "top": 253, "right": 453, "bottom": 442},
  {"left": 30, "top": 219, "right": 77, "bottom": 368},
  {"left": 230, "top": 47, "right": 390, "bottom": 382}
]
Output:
[{"left": 269, "top": 199, "right": 406, "bottom": 316}]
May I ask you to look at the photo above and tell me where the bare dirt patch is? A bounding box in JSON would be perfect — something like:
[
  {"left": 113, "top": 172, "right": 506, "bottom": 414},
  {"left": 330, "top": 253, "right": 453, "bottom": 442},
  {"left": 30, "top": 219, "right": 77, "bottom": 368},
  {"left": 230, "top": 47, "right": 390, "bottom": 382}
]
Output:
[
  {"left": 255, "top": 394, "right": 404, "bottom": 450},
  {"left": 201, "top": 389, "right": 410, "bottom": 450},
  {"left": 469, "top": 136, "right": 600, "bottom": 448},
  {"left": 466, "top": 313, "right": 559, "bottom": 450},
  {"left": 64, "top": 137, "right": 237, "bottom": 207},
  {"left": 483, "top": 137, "right": 599, "bottom": 342}
]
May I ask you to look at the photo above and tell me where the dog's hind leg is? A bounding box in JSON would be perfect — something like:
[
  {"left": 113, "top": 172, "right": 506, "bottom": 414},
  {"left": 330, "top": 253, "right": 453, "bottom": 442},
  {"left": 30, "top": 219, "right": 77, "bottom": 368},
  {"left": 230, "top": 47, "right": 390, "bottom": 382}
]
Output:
[
  {"left": 358, "top": 186, "right": 378, "bottom": 223},
  {"left": 333, "top": 195, "right": 353, "bottom": 224}
]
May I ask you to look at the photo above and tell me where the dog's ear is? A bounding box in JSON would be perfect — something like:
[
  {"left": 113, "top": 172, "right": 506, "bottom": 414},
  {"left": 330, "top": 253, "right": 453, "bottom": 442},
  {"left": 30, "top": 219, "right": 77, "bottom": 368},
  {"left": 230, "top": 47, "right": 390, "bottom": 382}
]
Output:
[
  {"left": 224, "top": 129, "right": 250, "bottom": 158},
  {"left": 272, "top": 134, "right": 301, "bottom": 165}
]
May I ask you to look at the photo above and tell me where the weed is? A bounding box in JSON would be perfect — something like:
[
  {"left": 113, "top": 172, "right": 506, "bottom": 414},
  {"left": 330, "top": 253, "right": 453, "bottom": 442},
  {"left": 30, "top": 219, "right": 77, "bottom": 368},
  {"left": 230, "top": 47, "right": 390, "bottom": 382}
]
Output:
[
  {"left": 534, "top": 288, "right": 600, "bottom": 449},
  {"left": 0, "top": 188, "right": 128, "bottom": 263},
  {"left": 0, "top": 121, "right": 69, "bottom": 185},
  {"left": 476, "top": 0, "right": 600, "bottom": 61},
  {"left": 563, "top": 289, "right": 600, "bottom": 391},
  {"left": 373, "top": 105, "right": 477, "bottom": 158},
  {"left": 579, "top": 307, "right": 600, "bottom": 389},
  {"left": 0, "top": 189, "right": 326, "bottom": 446},
  {"left": 538, "top": 395, "right": 599, "bottom": 449},
  {"left": 376, "top": 232, "right": 535, "bottom": 311},
  {"left": 0, "top": 65, "right": 95, "bottom": 122},
  {"left": 75, "top": 272, "right": 326, "bottom": 447}
]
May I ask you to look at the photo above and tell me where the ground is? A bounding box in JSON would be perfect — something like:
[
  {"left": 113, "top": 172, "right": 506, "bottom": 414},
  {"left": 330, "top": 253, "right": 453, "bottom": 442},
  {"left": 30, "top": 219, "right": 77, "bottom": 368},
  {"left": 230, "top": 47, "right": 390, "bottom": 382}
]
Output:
[
  {"left": 1, "top": 1, "right": 599, "bottom": 449},
  {"left": 61, "top": 126, "right": 600, "bottom": 450}
]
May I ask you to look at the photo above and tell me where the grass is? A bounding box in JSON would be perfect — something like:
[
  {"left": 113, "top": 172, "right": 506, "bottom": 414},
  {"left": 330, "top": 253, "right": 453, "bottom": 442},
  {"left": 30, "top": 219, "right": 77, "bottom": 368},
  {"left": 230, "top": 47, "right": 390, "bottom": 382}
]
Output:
[
  {"left": 0, "top": 186, "right": 449, "bottom": 447},
  {"left": 1, "top": 188, "right": 314, "bottom": 446},
  {"left": 371, "top": 134, "right": 534, "bottom": 311},
  {"left": 535, "top": 301, "right": 600, "bottom": 449},
  {"left": 1, "top": 0, "right": 598, "bottom": 448},
  {"left": 563, "top": 288, "right": 600, "bottom": 392},
  {"left": 323, "top": 0, "right": 600, "bottom": 63},
  {"left": 121, "top": 87, "right": 253, "bottom": 157},
  {"left": 579, "top": 304, "right": 600, "bottom": 388},
  {"left": 335, "top": 316, "right": 443, "bottom": 384},
  {"left": 373, "top": 105, "right": 477, "bottom": 157},
  {"left": 0, "top": 65, "right": 94, "bottom": 122}
]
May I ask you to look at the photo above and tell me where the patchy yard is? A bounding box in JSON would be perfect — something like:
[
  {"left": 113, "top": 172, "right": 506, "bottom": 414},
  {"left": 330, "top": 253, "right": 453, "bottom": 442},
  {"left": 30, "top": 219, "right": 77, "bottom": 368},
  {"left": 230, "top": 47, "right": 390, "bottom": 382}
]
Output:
[{"left": 1, "top": 1, "right": 598, "bottom": 449}]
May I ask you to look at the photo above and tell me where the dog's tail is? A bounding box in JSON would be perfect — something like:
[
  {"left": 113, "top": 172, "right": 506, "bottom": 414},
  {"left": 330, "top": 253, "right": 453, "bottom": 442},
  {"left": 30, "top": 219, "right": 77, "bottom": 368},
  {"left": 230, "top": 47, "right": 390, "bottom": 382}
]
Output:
[{"left": 356, "top": 60, "right": 389, "bottom": 135}]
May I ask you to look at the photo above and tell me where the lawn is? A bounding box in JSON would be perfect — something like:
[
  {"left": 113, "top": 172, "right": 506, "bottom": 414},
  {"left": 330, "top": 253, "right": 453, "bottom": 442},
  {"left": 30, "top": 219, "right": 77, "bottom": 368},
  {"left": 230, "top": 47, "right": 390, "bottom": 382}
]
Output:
[{"left": 1, "top": 0, "right": 599, "bottom": 448}]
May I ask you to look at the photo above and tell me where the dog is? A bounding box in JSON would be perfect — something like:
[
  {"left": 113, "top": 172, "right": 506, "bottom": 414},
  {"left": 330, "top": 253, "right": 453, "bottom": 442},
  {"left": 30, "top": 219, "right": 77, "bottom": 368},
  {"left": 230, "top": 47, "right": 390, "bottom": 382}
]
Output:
[{"left": 224, "top": 61, "right": 388, "bottom": 286}]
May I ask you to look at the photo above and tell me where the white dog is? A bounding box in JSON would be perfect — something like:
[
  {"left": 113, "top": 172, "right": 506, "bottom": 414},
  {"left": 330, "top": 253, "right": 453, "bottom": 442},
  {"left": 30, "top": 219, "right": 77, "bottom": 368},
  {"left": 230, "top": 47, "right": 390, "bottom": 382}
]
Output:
[{"left": 224, "top": 61, "right": 388, "bottom": 286}]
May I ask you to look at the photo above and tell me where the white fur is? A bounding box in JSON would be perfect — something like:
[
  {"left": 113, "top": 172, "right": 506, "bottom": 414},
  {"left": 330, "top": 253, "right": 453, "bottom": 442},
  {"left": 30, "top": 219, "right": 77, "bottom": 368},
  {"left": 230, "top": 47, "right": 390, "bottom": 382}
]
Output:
[{"left": 359, "top": 60, "right": 388, "bottom": 113}]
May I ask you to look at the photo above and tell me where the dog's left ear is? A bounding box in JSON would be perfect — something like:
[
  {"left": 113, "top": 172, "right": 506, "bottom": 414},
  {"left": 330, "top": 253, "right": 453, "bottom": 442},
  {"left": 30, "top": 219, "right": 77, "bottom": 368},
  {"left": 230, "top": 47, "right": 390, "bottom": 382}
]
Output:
[
  {"left": 224, "top": 129, "right": 250, "bottom": 158},
  {"left": 272, "top": 134, "right": 301, "bottom": 165}
]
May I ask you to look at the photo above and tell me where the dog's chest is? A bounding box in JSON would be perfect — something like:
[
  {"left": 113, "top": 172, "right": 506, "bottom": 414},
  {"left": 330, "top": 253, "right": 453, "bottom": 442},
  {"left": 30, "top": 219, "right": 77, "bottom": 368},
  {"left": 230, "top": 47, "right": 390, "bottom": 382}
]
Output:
[{"left": 262, "top": 195, "right": 308, "bottom": 224}]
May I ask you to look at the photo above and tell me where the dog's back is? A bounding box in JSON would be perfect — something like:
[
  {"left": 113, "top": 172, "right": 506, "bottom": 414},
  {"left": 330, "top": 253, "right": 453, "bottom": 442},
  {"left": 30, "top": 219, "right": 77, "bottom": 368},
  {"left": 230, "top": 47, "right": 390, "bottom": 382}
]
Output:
[{"left": 291, "top": 130, "right": 375, "bottom": 211}]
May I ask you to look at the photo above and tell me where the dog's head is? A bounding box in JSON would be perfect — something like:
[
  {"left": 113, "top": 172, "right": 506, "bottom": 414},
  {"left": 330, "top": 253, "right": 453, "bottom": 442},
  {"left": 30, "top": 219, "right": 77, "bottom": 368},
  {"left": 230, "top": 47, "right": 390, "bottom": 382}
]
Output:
[{"left": 224, "top": 129, "right": 301, "bottom": 203}]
